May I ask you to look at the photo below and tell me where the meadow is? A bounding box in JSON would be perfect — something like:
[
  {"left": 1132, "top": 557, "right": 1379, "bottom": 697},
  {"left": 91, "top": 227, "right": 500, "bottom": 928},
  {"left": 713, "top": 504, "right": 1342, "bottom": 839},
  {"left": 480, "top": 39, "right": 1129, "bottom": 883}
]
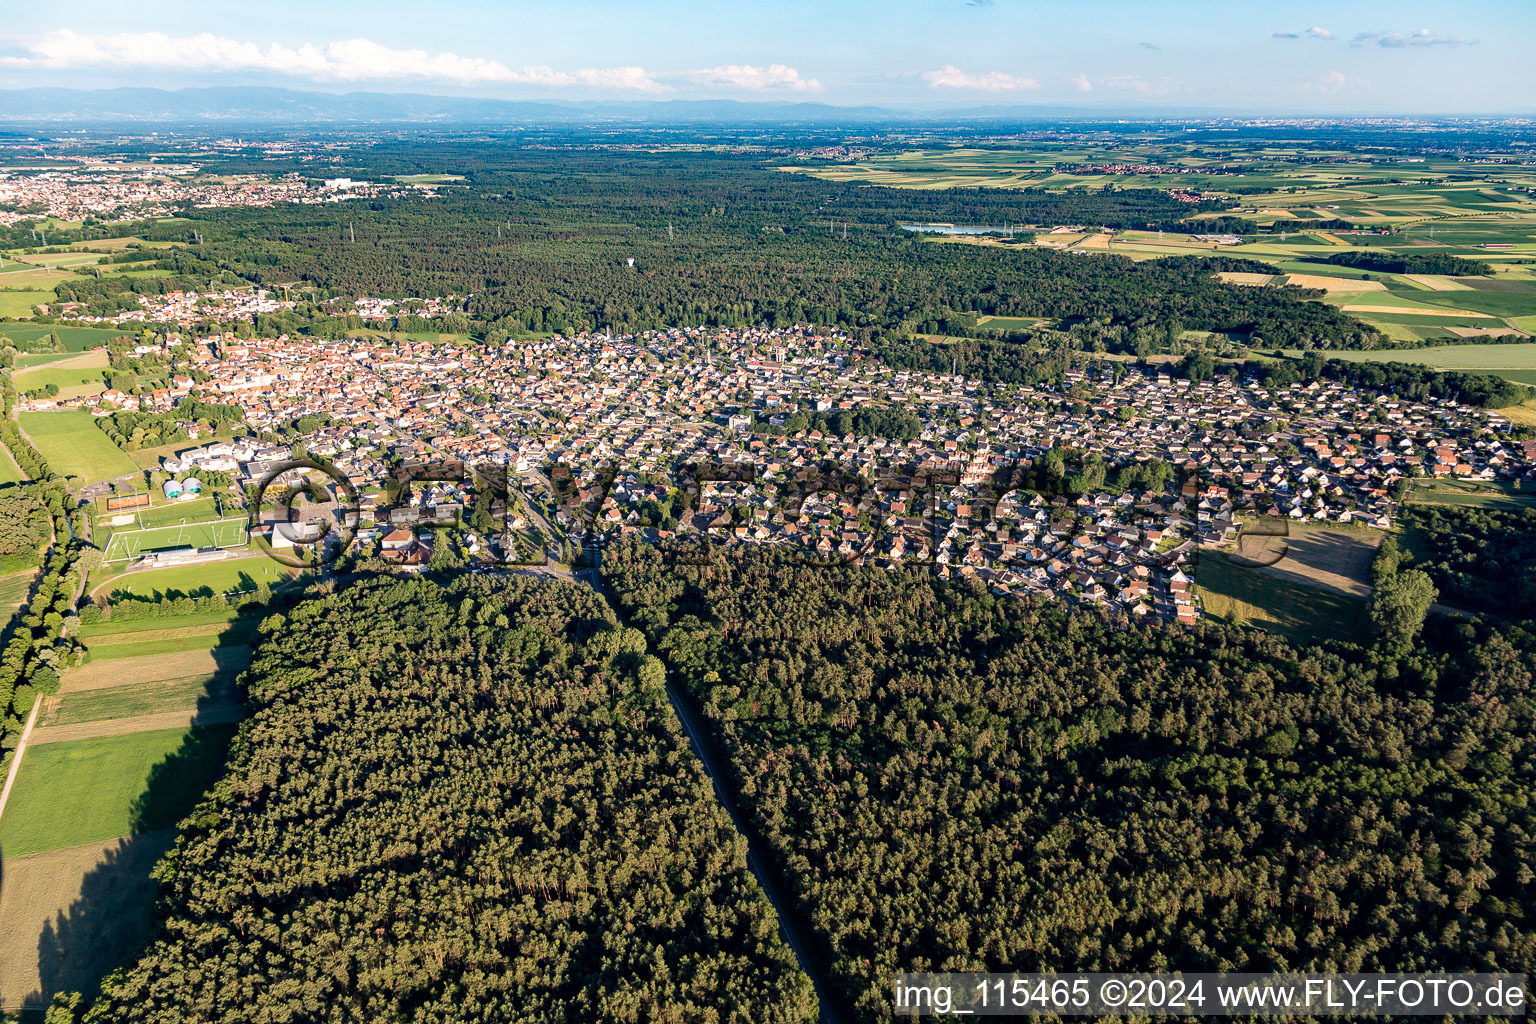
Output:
[
  {"left": 11, "top": 351, "right": 110, "bottom": 399},
  {"left": 96, "top": 556, "right": 294, "bottom": 601},
  {"left": 0, "top": 324, "right": 134, "bottom": 351},
  {"left": 0, "top": 290, "right": 51, "bottom": 317},
  {"left": 17, "top": 410, "right": 139, "bottom": 483},
  {"left": 0, "top": 596, "right": 251, "bottom": 1011},
  {"left": 1193, "top": 546, "right": 1368, "bottom": 646},
  {"left": 0, "top": 726, "right": 235, "bottom": 858}
]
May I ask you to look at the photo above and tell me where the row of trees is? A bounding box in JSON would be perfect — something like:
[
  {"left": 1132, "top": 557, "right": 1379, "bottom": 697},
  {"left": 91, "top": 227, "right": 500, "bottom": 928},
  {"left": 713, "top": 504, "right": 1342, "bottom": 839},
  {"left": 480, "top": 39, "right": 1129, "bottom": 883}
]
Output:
[
  {"left": 1326, "top": 251, "right": 1494, "bottom": 277},
  {"left": 0, "top": 382, "right": 90, "bottom": 769},
  {"left": 604, "top": 538, "right": 1536, "bottom": 1022}
]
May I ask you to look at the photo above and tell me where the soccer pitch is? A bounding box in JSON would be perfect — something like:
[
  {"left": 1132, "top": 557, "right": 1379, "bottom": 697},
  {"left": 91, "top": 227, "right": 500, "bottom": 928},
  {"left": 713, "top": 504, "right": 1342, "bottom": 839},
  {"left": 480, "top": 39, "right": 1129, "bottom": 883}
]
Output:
[{"left": 102, "top": 518, "right": 250, "bottom": 562}]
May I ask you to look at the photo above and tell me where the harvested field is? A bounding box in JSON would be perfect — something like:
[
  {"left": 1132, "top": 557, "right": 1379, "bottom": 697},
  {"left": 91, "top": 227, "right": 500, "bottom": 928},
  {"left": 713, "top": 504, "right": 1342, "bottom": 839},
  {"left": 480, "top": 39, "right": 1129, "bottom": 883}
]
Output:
[
  {"left": 1194, "top": 547, "right": 1368, "bottom": 646},
  {"left": 1216, "top": 271, "right": 1279, "bottom": 286},
  {"left": 84, "top": 621, "right": 233, "bottom": 645},
  {"left": 1251, "top": 523, "right": 1384, "bottom": 598},
  {"left": 1342, "top": 304, "right": 1492, "bottom": 317},
  {"left": 1402, "top": 274, "right": 1472, "bottom": 291},
  {"left": 60, "top": 646, "right": 250, "bottom": 692},
  {"left": 29, "top": 705, "right": 243, "bottom": 746},
  {"left": 1447, "top": 326, "right": 1528, "bottom": 338},
  {"left": 1284, "top": 274, "right": 1387, "bottom": 293},
  {"left": 0, "top": 832, "right": 176, "bottom": 1013}
]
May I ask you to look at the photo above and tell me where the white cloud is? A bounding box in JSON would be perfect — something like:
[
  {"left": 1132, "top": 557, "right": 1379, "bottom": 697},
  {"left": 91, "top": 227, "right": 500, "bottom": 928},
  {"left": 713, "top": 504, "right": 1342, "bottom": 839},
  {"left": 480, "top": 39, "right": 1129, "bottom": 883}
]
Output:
[
  {"left": 1069, "top": 73, "right": 1093, "bottom": 92},
  {"left": 0, "top": 29, "right": 675, "bottom": 90},
  {"left": 1101, "top": 74, "right": 1179, "bottom": 96},
  {"left": 1316, "top": 70, "right": 1348, "bottom": 93},
  {"left": 1306, "top": 26, "right": 1334, "bottom": 40},
  {"left": 1294, "top": 70, "right": 1367, "bottom": 96},
  {"left": 921, "top": 65, "right": 1038, "bottom": 91},
  {"left": 1351, "top": 29, "right": 1473, "bottom": 48},
  {"left": 682, "top": 64, "right": 822, "bottom": 92}
]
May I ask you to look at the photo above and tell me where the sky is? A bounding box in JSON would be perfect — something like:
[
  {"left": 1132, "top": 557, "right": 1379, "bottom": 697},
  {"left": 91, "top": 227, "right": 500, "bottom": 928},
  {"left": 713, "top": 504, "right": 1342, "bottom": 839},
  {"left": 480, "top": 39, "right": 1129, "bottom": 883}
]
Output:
[{"left": 0, "top": 0, "right": 1530, "bottom": 113}]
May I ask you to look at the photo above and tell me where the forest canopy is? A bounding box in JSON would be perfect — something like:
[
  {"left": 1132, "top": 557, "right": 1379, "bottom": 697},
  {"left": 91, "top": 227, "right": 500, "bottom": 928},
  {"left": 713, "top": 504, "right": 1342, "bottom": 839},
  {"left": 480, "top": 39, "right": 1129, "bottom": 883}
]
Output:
[
  {"left": 604, "top": 539, "right": 1536, "bottom": 1023},
  {"left": 94, "top": 575, "right": 815, "bottom": 1024}
]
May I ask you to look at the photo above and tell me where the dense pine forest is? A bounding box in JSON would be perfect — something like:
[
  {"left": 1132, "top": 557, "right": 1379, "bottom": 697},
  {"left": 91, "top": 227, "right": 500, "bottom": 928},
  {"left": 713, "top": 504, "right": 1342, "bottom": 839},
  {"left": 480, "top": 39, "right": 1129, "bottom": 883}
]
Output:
[
  {"left": 603, "top": 539, "right": 1536, "bottom": 1022},
  {"left": 93, "top": 576, "right": 815, "bottom": 1024},
  {"left": 159, "top": 151, "right": 1378, "bottom": 349},
  {"left": 1398, "top": 504, "right": 1536, "bottom": 624}
]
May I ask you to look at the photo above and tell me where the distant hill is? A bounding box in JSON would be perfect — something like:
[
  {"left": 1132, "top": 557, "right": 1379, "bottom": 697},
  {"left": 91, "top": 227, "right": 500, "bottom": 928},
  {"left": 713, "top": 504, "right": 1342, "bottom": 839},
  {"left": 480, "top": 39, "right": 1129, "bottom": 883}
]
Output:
[
  {"left": 0, "top": 86, "right": 910, "bottom": 124},
  {"left": 0, "top": 86, "right": 1242, "bottom": 125}
]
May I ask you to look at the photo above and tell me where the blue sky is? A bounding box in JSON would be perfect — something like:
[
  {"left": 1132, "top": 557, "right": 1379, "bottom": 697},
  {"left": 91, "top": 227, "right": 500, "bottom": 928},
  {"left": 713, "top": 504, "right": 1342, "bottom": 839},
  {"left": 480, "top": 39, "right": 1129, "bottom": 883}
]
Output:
[{"left": 0, "top": 0, "right": 1529, "bottom": 112}]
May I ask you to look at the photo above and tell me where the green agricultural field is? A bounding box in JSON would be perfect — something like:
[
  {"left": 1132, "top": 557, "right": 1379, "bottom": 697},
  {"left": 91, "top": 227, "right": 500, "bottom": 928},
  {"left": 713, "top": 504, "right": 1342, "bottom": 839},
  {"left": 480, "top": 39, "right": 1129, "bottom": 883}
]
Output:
[
  {"left": 84, "top": 633, "right": 232, "bottom": 660},
  {"left": 1309, "top": 343, "right": 1536, "bottom": 370},
  {"left": 1353, "top": 312, "right": 1507, "bottom": 329},
  {"left": 99, "top": 557, "right": 295, "bottom": 602},
  {"left": 13, "top": 351, "right": 83, "bottom": 368},
  {"left": 0, "top": 323, "right": 134, "bottom": 351},
  {"left": 41, "top": 675, "right": 226, "bottom": 728},
  {"left": 0, "top": 724, "right": 237, "bottom": 858},
  {"left": 1409, "top": 289, "right": 1536, "bottom": 318},
  {"left": 17, "top": 410, "right": 138, "bottom": 483},
  {"left": 77, "top": 608, "right": 240, "bottom": 638},
  {"left": 0, "top": 289, "right": 52, "bottom": 317}
]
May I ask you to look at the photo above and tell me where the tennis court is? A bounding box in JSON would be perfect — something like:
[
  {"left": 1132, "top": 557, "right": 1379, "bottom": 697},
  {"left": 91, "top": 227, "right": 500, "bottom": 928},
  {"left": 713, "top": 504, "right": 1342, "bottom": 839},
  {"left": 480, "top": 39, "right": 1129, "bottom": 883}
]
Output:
[{"left": 101, "top": 518, "right": 249, "bottom": 562}]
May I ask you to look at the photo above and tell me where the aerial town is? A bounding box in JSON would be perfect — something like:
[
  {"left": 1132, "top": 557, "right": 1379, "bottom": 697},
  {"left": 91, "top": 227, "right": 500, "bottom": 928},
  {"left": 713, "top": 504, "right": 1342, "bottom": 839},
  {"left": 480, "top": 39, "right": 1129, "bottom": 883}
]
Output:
[
  {"left": 1, "top": 5, "right": 1534, "bottom": 1018},
  {"left": 0, "top": 163, "right": 442, "bottom": 227},
  {"left": 18, "top": 315, "right": 1529, "bottom": 626}
]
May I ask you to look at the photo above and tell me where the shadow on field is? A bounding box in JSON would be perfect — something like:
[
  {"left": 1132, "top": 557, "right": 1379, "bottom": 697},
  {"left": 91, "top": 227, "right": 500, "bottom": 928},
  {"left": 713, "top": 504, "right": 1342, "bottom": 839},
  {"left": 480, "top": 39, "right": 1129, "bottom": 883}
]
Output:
[
  {"left": 22, "top": 831, "right": 176, "bottom": 1016},
  {"left": 3, "top": 607, "right": 264, "bottom": 1017}
]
